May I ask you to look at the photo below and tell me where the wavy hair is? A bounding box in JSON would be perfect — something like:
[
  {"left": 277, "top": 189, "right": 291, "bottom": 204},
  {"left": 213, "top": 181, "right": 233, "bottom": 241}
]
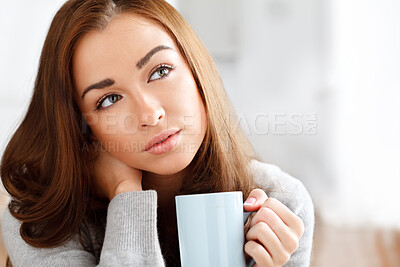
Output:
[{"left": 1, "top": 0, "right": 262, "bottom": 262}]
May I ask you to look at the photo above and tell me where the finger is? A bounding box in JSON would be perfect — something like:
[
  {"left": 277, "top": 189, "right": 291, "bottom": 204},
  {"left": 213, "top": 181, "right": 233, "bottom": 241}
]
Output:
[
  {"left": 244, "top": 240, "right": 273, "bottom": 267},
  {"left": 246, "top": 222, "right": 290, "bottom": 266},
  {"left": 243, "top": 189, "right": 269, "bottom": 212},
  {"left": 250, "top": 206, "right": 300, "bottom": 254},
  {"left": 260, "top": 198, "right": 305, "bottom": 238}
]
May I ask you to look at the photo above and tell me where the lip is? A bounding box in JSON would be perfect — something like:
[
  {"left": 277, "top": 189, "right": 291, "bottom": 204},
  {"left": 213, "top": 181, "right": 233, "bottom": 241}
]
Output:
[{"left": 144, "top": 129, "right": 181, "bottom": 151}]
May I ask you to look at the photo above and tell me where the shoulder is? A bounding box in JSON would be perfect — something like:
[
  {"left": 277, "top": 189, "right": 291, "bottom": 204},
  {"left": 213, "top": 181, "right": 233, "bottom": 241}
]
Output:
[
  {"left": 248, "top": 159, "right": 314, "bottom": 218},
  {"left": 2, "top": 207, "right": 23, "bottom": 245},
  {"left": 2, "top": 206, "right": 82, "bottom": 250},
  {"left": 2, "top": 207, "right": 96, "bottom": 266}
]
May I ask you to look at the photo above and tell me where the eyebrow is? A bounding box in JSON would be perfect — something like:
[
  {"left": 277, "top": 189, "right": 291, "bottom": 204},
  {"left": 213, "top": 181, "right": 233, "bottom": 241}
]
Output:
[
  {"left": 80, "top": 45, "right": 173, "bottom": 100},
  {"left": 136, "top": 45, "right": 172, "bottom": 69}
]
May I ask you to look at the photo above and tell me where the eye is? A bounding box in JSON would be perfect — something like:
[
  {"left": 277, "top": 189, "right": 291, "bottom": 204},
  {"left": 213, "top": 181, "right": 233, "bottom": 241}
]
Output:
[
  {"left": 95, "top": 94, "right": 122, "bottom": 111},
  {"left": 148, "top": 64, "right": 175, "bottom": 82}
]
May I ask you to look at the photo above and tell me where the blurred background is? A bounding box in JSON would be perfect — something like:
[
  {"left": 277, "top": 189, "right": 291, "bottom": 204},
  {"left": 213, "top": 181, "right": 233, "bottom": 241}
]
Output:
[{"left": 0, "top": 0, "right": 399, "bottom": 266}]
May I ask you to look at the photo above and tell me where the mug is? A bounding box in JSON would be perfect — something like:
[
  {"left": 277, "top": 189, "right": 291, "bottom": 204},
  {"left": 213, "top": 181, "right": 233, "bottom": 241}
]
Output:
[{"left": 175, "top": 191, "right": 255, "bottom": 267}]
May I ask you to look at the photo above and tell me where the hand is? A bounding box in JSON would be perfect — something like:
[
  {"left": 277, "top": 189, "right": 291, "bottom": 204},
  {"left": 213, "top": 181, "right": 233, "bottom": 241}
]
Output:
[
  {"left": 243, "top": 189, "right": 305, "bottom": 267},
  {"left": 89, "top": 141, "right": 143, "bottom": 201}
]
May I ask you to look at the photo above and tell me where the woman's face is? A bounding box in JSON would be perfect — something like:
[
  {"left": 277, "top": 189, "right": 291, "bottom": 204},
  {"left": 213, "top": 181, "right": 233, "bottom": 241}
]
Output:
[{"left": 72, "top": 13, "right": 207, "bottom": 175}]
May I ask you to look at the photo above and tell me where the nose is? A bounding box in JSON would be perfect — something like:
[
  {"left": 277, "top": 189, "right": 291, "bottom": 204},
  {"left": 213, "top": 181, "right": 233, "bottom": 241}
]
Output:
[
  {"left": 137, "top": 97, "right": 165, "bottom": 128},
  {"left": 140, "top": 110, "right": 165, "bottom": 127}
]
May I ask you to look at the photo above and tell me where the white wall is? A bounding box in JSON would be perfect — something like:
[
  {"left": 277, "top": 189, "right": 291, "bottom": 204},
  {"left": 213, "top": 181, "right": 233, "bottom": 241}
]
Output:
[
  {"left": 178, "top": 0, "right": 400, "bottom": 228},
  {"left": 325, "top": 0, "right": 400, "bottom": 227}
]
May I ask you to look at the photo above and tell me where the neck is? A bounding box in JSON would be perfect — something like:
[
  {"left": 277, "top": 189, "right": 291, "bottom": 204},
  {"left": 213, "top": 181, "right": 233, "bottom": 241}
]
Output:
[{"left": 141, "top": 168, "right": 186, "bottom": 219}]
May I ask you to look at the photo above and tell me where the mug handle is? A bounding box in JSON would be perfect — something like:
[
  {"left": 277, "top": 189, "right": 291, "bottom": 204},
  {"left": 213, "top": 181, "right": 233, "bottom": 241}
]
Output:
[{"left": 243, "top": 211, "right": 256, "bottom": 267}]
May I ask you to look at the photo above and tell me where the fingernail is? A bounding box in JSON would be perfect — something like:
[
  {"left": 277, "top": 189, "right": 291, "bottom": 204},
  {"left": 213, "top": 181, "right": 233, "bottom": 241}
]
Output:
[{"left": 244, "top": 197, "right": 256, "bottom": 206}]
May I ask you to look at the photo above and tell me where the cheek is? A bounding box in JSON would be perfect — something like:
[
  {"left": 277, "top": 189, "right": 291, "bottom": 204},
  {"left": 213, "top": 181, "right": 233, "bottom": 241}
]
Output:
[
  {"left": 89, "top": 115, "right": 143, "bottom": 151},
  {"left": 90, "top": 111, "right": 141, "bottom": 135},
  {"left": 172, "top": 76, "right": 207, "bottom": 133}
]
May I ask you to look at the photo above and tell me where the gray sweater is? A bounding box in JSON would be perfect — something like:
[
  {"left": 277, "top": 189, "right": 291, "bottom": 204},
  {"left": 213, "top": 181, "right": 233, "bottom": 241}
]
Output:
[{"left": 2, "top": 160, "right": 315, "bottom": 266}]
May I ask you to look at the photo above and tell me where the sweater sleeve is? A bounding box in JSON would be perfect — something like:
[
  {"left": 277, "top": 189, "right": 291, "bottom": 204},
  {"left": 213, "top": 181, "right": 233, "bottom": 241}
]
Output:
[
  {"left": 249, "top": 160, "right": 315, "bottom": 267},
  {"left": 1, "top": 190, "right": 165, "bottom": 267},
  {"left": 280, "top": 178, "right": 315, "bottom": 267}
]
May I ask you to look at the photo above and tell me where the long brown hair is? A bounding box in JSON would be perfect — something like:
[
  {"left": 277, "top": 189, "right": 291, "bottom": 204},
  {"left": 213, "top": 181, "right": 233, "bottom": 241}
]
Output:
[{"left": 1, "top": 0, "right": 262, "bottom": 260}]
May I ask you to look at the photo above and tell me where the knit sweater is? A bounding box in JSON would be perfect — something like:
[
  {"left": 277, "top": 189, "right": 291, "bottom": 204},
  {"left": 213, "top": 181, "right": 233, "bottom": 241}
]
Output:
[{"left": 1, "top": 160, "right": 315, "bottom": 266}]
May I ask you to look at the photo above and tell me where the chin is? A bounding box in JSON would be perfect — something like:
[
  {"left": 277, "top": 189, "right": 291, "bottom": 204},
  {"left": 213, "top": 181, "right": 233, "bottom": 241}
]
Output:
[{"left": 143, "top": 152, "right": 196, "bottom": 175}]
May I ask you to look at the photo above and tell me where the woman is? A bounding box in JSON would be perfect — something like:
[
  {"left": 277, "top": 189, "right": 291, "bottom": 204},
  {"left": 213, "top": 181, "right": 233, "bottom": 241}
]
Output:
[{"left": 1, "top": 0, "right": 314, "bottom": 266}]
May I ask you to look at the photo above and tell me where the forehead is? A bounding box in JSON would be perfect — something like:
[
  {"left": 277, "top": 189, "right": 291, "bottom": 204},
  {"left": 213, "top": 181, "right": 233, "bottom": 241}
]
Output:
[
  {"left": 72, "top": 13, "right": 176, "bottom": 81},
  {"left": 75, "top": 13, "right": 174, "bottom": 53}
]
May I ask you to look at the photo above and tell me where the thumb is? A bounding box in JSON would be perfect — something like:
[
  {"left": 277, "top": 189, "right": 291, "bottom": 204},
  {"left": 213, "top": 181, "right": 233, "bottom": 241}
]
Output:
[{"left": 243, "top": 188, "right": 268, "bottom": 212}]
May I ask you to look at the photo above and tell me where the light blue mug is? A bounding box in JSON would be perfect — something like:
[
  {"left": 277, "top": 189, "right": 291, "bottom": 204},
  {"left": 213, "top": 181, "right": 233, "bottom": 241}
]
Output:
[{"left": 175, "top": 191, "right": 255, "bottom": 267}]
